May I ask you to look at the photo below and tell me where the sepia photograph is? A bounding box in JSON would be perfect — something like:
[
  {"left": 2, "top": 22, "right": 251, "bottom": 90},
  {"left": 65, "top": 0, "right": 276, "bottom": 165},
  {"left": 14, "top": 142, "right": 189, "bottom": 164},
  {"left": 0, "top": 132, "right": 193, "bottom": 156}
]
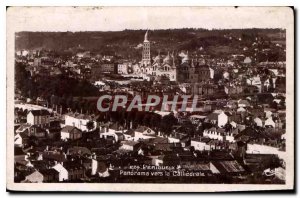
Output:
[{"left": 6, "top": 6, "right": 294, "bottom": 192}]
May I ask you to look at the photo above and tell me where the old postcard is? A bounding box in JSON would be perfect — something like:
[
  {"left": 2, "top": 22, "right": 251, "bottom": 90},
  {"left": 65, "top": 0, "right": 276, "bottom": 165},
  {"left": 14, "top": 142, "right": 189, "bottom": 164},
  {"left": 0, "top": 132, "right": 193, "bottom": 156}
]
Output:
[{"left": 6, "top": 6, "right": 294, "bottom": 192}]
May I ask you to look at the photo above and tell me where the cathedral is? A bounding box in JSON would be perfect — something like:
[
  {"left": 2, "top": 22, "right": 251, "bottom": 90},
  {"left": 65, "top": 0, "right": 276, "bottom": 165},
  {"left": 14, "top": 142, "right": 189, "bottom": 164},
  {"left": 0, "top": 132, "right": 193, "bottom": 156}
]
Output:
[
  {"left": 139, "top": 30, "right": 177, "bottom": 81},
  {"left": 137, "top": 30, "right": 213, "bottom": 83}
]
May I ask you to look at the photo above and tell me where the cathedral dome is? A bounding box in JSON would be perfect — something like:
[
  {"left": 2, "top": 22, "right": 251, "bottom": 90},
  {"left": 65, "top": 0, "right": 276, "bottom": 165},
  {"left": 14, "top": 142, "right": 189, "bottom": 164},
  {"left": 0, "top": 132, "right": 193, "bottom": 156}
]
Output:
[
  {"left": 154, "top": 53, "right": 162, "bottom": 64},
  {"left": 182, "top": 52, "right": 191, "bottom": 63},
  {"left": 163, "top": 52, "right": 173, "bottom": 65},
  {"left": 173, "top": 53, "right": 182, "bottom": 65}
]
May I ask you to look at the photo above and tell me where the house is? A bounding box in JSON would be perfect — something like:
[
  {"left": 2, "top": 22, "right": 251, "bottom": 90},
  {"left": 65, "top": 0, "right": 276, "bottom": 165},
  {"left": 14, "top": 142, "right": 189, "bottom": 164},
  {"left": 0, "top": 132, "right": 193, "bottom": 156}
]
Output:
[
  {"left": 246, "top": 76, "right": 261, "bottom": 87},
  {"left": 203, "top": 127, "right": 221, "bottom": 141},
  {"left": 226, "top": 128, "right": 239, "bottom": 142},
  {"left": 96, "top": 161, "right": 110, "bottom": 177},
  {"left": 191, "top": 84, "right": 217, "bottom": 96},
  {"left": 65, "top": 113, "right": 97, "bottom": 132},
  {"left": 99, "top": 123, "right": 124, "bottom": 133},
  {"left": 191, "top": 137, "right": 212, "bottom": 151},
  {"left": 265, "top": 117, "right": 275, "bottom": 128},
  {"left": 230, "top": 121, "right": 237, "bottom": 128},
  {"left": 153, "top": 143, "right": 174, "bottom": 152},
  {"left": 119, "top": 140, "right": 140, "bottom": 151},
  {"left": 206, "top": 110, "right": 228, "bottom": 128},
  {"left": 99, "top": 123, "right": 125, "bottom": 142},
  {"left": 246, "top": 143, "right": 285, "bottom": 160},
  {"left": 15, "top": 123, "right": 31, "bottom": 133},
  {"left": 64, "top": 161, "right": 85, "bottom": 181},
  {"left": 134, "top": 126, "right": 156, "bottom": 141},
  {"left": 237, "top": 99, "right": 251, "bottom": 108},
  {"left": 243, "top": 57, "right": 252, "bottom": 64},
  {"left": 14, "top": 132, "right": 29, "bottom": 147},
  {"left": 15, "top": 147, "right": 27, "bottom": 162},
  {"left": 27, "top": 110, "right": 50, "bottom": 127},
  {"left": 224, "top": 85, "right": 243, "bottom": 95},
  {"left": 248, "top": 106, "right": 265, "bottom": 118},
  {"left": 243, "top": 154, "right": 280, "bottom": 172},
  {"left": 28, "top": 125, "right": 47, "bottom": 138},
  {"left": 203, "top": 127, "right": 236, "bottom": 143},
  {"left": 253, "top": 117, "right": 263, "bottom": 127},
  {"left": 46, "top": 128, "right": 61, "bottom": 140},
  {"left": 39, "top": 169, "right": 60, "bottom": 182},
  {"left": 52, "top": 163, "right": 68, "bottom": 181},
  {"left": 123, "top": 129, "right": 135, "bottom": 141},
  {"left": 237, "top": 107, "right": 246, "bottom": 113},
  {"left": 189, "top": 114, "right": 207, "bottom": 124},
  {"left": 90, "top": 154, "right": 98, "bottom": 176},
  {"left": 274, "top": 167, "right": 285, "bottom": 181},
  {"left": 68, "top": 146, "right": 91, "bottom": 156},
  {"left": 117, "top": 62, "right": 131, "bottom": 74},
  {"left": 24, "top": 170, "right": 44, "bottom": 183},
  {"left": 143, "top": 136, "right": 170, "bottom": 151},
  {"left": 61, "top": 126, "right": 82, "bottom": 140},
  {"left": 100, "top": 132, "right": 124, "bottom": 143},
  {"left": 42, "top": 151, "right": 67, "bottom": 165},
  {"left": 210, "top": 160, "right": 245, "bottom": 175},
  {"left": 15, "top": 160, "right": 34, "bottom": 170},
  {"left": 150, "top": 155, "right": 164, "bottom": 166},
  {"left": 226, "top": 100, "right": 238, "bottom": 109},
  {"left": 168, "top": 131, "right": 190, "bottom": 147},
  {"left": 265, "top": 110, "right": 273, "bottom": 118},
  {"left": 257, "top": 93, "right": 275, "bottom": 105}
]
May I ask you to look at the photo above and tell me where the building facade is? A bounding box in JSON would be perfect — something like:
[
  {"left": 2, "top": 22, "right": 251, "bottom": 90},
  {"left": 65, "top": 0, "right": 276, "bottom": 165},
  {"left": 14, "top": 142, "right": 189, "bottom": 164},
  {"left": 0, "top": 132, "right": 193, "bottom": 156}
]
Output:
[{"left": 27, "top": 110, "right": 50, "bottom": 127}]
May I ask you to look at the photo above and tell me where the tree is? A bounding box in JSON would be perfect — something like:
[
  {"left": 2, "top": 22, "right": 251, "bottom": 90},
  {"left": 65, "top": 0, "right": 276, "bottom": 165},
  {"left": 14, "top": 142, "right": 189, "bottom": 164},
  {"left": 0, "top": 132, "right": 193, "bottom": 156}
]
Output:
[
  {"left": 178, "top": 121, "right": 196, "bottom": 136},
  {"left": 160, "top": 113, "right": 178, "bottom": 135},
  {"left": 150, "top": 114, "right": 162, "bottom": 130},
  {"left": 86, "top": 121, "right": 95, "bottom": 132},
  {"left": 66, "top": 96, "right": 73, "bottom": 110},
  {"left": 142, "top": 113, "right": 151, "bottom": 127},
  {"left": 134, "top": 111, "right": 145, "bottom": 126}
]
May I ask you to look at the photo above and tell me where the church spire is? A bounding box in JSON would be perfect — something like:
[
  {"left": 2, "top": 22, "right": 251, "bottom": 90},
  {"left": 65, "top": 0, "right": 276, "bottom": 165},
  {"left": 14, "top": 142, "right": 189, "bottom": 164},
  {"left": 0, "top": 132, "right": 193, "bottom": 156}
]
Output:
[
  {"left": 144, "top": 30, "right": 149, "bottom": 42},
  {"left": 142, "top": 30, "right": 151, "bottom": 65}
]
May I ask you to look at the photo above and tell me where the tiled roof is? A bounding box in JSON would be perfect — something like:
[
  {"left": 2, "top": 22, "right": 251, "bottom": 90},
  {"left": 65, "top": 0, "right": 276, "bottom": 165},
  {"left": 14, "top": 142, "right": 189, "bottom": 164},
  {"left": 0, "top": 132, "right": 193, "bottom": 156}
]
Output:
[
  {"left": 121, "top": 140, "right": 139, "bottom": 147},
  {"left": 61, "top": 125, "right": 82, "bottom": 134},
  {"left": 29, "top": 110, "right": 50, "bottom": 116},
  {"left": 15, "top": 147, "right": 25, "bottom": 156},
  {"left": 213, "top": 160, "right": 245, "bottom": 173}
]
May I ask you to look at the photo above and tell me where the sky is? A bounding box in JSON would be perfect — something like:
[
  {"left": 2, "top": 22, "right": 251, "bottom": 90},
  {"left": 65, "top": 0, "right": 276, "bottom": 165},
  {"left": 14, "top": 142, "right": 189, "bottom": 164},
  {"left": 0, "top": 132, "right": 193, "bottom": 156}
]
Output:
[{"left": 7, "top": 7, "right": 293, "bottom": 32}]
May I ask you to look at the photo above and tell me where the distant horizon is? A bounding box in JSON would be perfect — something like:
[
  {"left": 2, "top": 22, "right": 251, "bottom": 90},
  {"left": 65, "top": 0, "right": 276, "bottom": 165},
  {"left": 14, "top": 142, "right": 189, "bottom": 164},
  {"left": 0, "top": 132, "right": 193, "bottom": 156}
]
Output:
[{"left": 15, "top": 27, "right": 286, "bottom": 33}]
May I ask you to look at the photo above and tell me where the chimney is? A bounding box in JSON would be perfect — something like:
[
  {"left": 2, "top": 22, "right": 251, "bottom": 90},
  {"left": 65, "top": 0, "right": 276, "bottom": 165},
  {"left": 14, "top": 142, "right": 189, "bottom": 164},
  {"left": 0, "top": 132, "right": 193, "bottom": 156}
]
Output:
[
  {"left": 25, "top": 154, "right": 29, "bottom": 161},
  {"left": 92, "top": 153, "right": 96, "bottom": 160},
  {"left": 37, "top": 153, "right": 43, "bottom": 161}
]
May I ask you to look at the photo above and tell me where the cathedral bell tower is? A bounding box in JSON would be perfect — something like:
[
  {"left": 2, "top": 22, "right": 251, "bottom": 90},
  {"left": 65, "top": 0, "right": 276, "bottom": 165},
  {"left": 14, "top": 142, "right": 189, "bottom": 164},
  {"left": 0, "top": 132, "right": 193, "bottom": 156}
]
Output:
[{"left": 142, "top": 30, "right": 151, "bottom": 66}]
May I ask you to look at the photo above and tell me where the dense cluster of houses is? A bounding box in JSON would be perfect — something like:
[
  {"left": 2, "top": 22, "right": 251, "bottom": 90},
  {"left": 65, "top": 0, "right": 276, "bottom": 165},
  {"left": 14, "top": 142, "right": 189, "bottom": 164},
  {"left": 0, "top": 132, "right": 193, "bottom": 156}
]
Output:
[{"left": 14, "top": 90, "right": 286, "bottom": 183}]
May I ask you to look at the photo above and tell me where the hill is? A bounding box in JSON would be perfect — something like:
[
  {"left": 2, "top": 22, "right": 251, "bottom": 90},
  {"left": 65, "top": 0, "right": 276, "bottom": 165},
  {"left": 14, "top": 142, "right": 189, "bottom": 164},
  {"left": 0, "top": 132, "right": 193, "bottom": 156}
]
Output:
[{"left": 15, "top": 28, "right": 286, "bottom": 60}]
